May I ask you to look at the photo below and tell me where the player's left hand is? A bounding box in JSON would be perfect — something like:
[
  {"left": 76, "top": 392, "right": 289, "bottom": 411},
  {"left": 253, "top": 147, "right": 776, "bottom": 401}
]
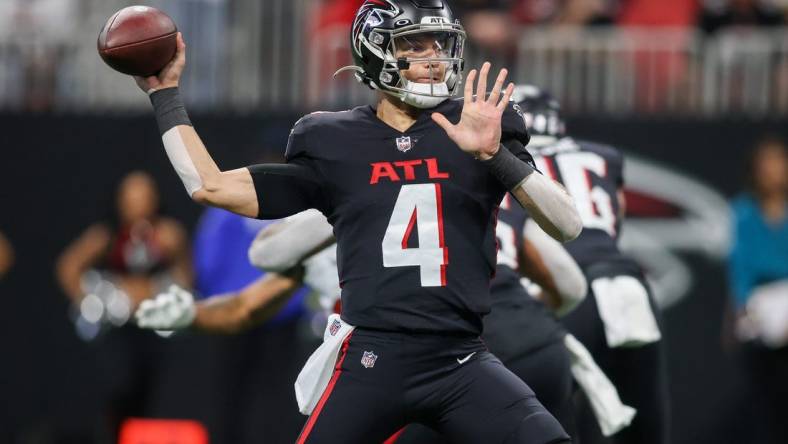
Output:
[
  {"left": 431, "top": 62, "right": 515, "bottom": 160},
  {"left": 134, "top": 284, "right": 196, "bottom": 330}
]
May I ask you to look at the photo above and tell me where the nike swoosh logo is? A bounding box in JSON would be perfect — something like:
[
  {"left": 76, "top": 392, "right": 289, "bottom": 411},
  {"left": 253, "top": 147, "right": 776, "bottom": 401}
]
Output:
[{"left": 457, "top": 352, "right": 476, "bottom": 365}]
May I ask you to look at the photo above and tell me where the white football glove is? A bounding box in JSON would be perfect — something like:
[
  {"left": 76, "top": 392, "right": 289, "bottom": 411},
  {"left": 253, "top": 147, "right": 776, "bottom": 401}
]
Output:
[{"left": 135, "top": 285, "right": 196, "bottom": 330}]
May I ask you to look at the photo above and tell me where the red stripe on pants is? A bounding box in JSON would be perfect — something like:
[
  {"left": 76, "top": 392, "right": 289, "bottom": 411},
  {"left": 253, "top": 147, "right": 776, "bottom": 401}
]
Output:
[
  {"left": 296, "top": 332, "right": 354, "bottom": 444},
  {"left": 382, "top": 427, "right": 406, "bottom": 444}
]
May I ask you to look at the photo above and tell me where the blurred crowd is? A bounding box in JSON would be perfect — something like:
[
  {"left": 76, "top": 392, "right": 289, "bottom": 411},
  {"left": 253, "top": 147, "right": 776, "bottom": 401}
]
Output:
[{"left": 2, "top": 0, "right": 788, "bottom": 111}]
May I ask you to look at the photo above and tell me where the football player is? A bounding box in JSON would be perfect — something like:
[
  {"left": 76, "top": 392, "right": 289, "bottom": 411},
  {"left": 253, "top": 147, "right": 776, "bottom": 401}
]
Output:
[
  {"left": 514, "top": 85, "right": 670, "bottom": 444},
  {"left": 131, "top": 0, "right": 581, "bottom": 441}
]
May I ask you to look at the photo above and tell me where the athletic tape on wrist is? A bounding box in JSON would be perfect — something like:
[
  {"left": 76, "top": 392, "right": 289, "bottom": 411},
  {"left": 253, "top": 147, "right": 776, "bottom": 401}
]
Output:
[
  {"left": 481, "top": 144, "right": 535, "bottom": 191},
  {"left": 150, "top": 87, "right": 192, "bottom": 136}
]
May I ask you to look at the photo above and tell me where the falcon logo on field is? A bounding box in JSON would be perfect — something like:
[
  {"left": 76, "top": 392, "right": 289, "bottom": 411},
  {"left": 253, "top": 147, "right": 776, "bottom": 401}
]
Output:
[
  {"left": 329, "top": 319, "right": 341, "bottom": 336},
  {"left": 396, "top": 136, "right": 412, "bottom": 152},
  {"left": 361, "top": 351, "right": 378, "bottom": 368}
]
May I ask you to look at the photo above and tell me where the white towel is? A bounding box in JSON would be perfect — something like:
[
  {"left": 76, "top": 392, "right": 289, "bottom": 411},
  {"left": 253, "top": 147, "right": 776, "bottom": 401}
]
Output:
[
  {"left": 294, "top": 314, "right": 355, "bottom": 415},
  {"left": 592, "top": 275, "right": 662, "bottom": 348},
  {"left": 564, "top": 334, "right": 637, "bottom": 437}
]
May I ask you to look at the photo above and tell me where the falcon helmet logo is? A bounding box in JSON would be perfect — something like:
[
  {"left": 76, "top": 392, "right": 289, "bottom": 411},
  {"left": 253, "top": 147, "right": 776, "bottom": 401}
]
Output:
[
  {"left": 351, "top": 0, "right": 400, "bottom": 58},
  {"left": 396, "top": 136, "right": 412, "bottom": 152},
  {"left": 361, "top": 351, "right": 378, "bottom": 368}
]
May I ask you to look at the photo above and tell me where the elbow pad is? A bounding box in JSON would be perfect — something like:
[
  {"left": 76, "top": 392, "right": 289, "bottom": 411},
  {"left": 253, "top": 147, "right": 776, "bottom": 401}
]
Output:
[{"left": 248, "top": 209, "right": 334, "bottom": 272}]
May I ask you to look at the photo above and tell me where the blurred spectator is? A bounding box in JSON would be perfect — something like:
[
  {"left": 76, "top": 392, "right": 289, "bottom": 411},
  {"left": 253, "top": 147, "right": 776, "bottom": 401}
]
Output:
[
  {"left": 191, "top": 208, "right": 309, "bottom": 443},
  {"left": 56, "top": 171, "right": 191, "bottom": 312},
  {"left": 55, "top": 171, "right": 192, "bottom": 440},
  {"left": 512, "top": 0, "right": 616, "bottom": 26},
  {"left": 728, "top": 137, "right": 788, "bottom": 443},
  {"left": 0, "top": 0, "right": 77, "bottom": 110},
  {"left": 0, "top": 231, "right": 13, "bottom": 279},
  {"left": 149, "top": 0, "right": 229, "bottom": 107},
  {"left": 699, "top": 0, "right": 785, "bottom": 33},
  {"left": 619, "top": 0, "right": 698, "bottom": 26},
  {"left": 617, "top": 0, "right": 698, "bottom": 113},
  {"left": 454, "top": 0, "right": 518, "bottom": 55},
  {"left": 311, "top": 0, "right": 364, "bottom": 32},
  {"left": 307, "top": 0, "right": 364, "bottom": 105},
  {"left": 730, "top": 137, "right": 788, "bottom": 311}
]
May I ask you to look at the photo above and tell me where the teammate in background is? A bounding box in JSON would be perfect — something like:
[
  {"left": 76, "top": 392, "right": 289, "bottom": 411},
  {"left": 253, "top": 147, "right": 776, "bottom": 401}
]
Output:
[
  {"left": 192, "top": 207, "right": 311, "bottom": 444},
  {"left": 514, "top": 85, "right": 669, "bottom": 444},
  {"left": 137, "top": 201, "right": 588, "bottom": 438},
  {"left": 0, "top": 231, "right": 14, "bottom": 279},
  {"left": 131, "top": 0, "right": 581, "bottom": 441}
]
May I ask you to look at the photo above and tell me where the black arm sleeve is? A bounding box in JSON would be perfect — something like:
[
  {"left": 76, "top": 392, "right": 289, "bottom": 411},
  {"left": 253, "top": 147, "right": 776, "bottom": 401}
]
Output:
[
  {"left": 501, "top": 137, "right": 538, "bottom": 172},
  {"left": 247, "top": 162, "right": 326, "bottom": 219}
]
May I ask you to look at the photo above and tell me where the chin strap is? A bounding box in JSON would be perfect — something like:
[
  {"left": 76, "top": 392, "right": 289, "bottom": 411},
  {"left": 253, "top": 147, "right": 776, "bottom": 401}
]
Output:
[{"left": 334, "top": 65, "right": 379, "bottom": 91}]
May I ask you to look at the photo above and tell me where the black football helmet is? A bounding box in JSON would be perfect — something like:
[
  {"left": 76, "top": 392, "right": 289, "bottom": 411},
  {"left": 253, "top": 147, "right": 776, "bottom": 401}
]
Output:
[
  {"left": 340, "top": 0, "right": 466, "bottom": 108},
  {"left": 512, "top": 85, "right": 566, "bottom": 146}
]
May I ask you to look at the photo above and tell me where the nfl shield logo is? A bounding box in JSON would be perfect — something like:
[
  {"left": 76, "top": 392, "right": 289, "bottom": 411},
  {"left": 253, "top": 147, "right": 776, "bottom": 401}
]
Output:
[
  {"left": 361, "top": 351, "right": 378, "bottom": 368},
  {"left": 396, "top": 136, "right": 412, "bottom": 152},
  {"left": 329, "top": 319, "right": 341, "bottom": 336}
]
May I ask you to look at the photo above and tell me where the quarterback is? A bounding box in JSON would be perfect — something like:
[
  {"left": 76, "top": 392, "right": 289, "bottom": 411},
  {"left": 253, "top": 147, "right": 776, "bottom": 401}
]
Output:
[{"left": 131, "top": 1, "right": 581, "bottom": 442}]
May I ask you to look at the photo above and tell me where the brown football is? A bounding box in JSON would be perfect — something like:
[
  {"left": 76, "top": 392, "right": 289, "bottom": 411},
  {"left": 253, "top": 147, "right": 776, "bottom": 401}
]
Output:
[{"left": 97, "top": 6, "right": 177, "bottom": 77}]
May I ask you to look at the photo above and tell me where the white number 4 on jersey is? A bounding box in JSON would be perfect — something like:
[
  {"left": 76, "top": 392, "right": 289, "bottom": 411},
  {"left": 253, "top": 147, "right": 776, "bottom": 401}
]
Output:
[{"left": 382, "top": 184, "right": 448, "bottom": 287}]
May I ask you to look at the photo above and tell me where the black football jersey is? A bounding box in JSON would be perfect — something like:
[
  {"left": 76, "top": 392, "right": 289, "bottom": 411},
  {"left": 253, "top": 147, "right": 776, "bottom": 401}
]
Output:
[
  {"left": 485, "top": 193, "right": 566, "bottom": 359},
  {"left": 283, "top": 99, "right": 532, "bottom": 335},
  {"left": 531, "top": 137, "right": 629, "bottom": 270}
]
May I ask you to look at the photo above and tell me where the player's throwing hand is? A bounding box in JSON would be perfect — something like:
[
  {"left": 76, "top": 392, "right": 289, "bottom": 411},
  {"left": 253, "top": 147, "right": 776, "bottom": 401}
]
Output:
[
  {"left": 431, "top": 62, "right": 515, "bottom": 161},
  {"left": 133, "top": 32, "right": 187, "bottom": 94},
  {"left": 135, "top": 284, "right": 196, "bottom": 330}
]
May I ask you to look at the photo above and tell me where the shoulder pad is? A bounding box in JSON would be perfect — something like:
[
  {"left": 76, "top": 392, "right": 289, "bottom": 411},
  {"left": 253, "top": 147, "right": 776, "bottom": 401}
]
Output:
[
  {"left": 285, "top": 112, "right": 325, "bottom": 161},
  {"left": 502, "top": 100, "right": 530, "bottom": 146}
]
